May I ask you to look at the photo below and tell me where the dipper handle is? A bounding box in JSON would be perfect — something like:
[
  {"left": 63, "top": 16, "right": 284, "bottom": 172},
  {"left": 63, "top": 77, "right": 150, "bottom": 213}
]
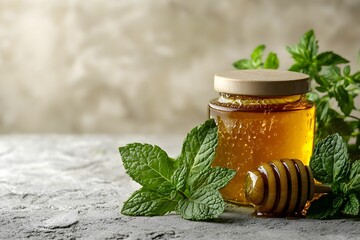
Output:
[
  {"left": 314, "top": 184, "right": 332, "bottom": 194},
  {"left": 244, "top": 159, "right": 331, "bottom": 216}
]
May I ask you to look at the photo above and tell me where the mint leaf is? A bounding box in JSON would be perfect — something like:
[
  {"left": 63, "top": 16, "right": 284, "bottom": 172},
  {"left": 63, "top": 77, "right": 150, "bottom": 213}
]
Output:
[
  {"left": 251, "top": 45, "right": 265, "bottom": 65},
  {"left": 121, "top": 188, "right": 178, "bottom": 216},
  {"left": 119, "top": 119, "right": 234, "bottom": 221},
  {"left": 317, "top": 98, "right": 330, "bottom": 121},
  {"left": 299, "top": 29, "right": 318, "bottom": 57},
  {"left": 306, "top": 194, "right": 341, "bottom": 219},
  {"left": 188, "top": 167, "right": 236, "bottom": 192},
  {"left": 119, "top": 143, "right": 175, "bottom": 193},
  {"left": 353, "top": 71, "right": 360, "bottom": 82},
  {"left": 332, "top": 137, "right": 350, "bottom": 183},
  {"left": 333, "top": 196, "right": 344, "bottom": 208},
  {"left": 347, "top": 160, "right": 360, "bottom": 193},
  {"left": 233, "top": 59, "right": 254, "bottom": 69},
  {"left": 343, "top": 65, "right": 351, "bottom": 76},
  {"left": 288, "top": 62, "right": 306, "bottom": 72},
  {"left": 317, "top": 51, "right": 349, "bottom": 66},
  {"left": 287, "top": 29, "right": 318, "bottom": 72},
  {"left": 263, "top": 52, "right": 279, "bottom": 69},
  {"left": 178, "top": 119, "right": 218, "bottom": 175},
  {"left": 310, "top": 133, "right": 350, "bottom": 184},
  {"left": 177, "top": 187, "right": 224, "bottom": 220},
  {"left": 171, "top": 165, "right": 188, "bottom": 192},
  {"left": 321, "top": 65, "right": 341, "bottom": 82},
  {"left": 342, "top": 193, "right": 359, "bottom": 216},
  {"left": 308, "top": 135, "right": 360, "bottom": 219},
  {"left": 233, "top": 45, "right": 280, "bottom": 70},
  {"left": 314, "top": 109, "right": 354, "bottom": 144},
  {"left": 334, "top": 84, "right": 354, "bottom": 116},
  {"left": 350, "top": 160, "right": 360, "bottom": 180},
  {"left": 307, "top": 91, "right": 320, "bottom": 102}
]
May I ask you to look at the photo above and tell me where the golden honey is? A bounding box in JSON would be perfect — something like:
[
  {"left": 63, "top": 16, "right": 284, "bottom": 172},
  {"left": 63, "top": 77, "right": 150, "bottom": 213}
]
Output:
[{"left": 209, "top": 70, "right": 315, "bottom": 205}]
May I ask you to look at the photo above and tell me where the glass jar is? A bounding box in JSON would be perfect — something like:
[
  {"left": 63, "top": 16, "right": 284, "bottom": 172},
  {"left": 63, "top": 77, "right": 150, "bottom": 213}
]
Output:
[{"left": 208, "top": 70, "right": 316, "bottom": 205}]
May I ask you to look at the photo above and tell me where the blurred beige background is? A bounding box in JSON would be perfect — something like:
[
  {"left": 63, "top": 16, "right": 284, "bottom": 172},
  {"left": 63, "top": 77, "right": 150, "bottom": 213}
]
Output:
[{"left": 0, "top": 0, "right": 359, "bottom": 134}]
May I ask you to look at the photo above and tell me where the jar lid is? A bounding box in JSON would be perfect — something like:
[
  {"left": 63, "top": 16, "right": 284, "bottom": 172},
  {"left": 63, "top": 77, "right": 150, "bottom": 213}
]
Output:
[{"left": 214, "top": 69, "right": 310, "bottom": 96}]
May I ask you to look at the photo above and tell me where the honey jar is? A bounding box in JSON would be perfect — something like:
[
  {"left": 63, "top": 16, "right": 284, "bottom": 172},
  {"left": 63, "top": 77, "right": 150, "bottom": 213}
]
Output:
[{"left": 209, "top": 69, "right": 315, "bottom": 205}]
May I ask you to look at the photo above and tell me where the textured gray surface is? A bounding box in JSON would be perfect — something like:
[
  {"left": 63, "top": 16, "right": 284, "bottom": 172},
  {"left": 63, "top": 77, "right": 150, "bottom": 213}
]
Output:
[{"left": 0, "top": 135, "right": 359, "bottom": 240}]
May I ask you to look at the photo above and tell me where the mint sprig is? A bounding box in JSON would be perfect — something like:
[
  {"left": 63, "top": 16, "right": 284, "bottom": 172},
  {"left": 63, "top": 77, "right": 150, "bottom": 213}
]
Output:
[
  {"left": 233, "top": 45, "right": 279, "bottom": 70},
  {"left": 119, "top": 119, "right": 236, "bottom": 220},
  {"left": 307, "top": 134, "right": 360, "bottom": 219},
  {"left": 233, "top": 29, "right": 360, "bottom": 159},
  {"left": 309, "top": 133, "right": 350, "bottom": 184}
]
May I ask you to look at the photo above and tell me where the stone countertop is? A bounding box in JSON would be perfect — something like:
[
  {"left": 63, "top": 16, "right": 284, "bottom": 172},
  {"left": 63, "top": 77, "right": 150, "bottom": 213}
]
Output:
[{"left": 0, "top": 135, "right": 359, "bottom": 240}]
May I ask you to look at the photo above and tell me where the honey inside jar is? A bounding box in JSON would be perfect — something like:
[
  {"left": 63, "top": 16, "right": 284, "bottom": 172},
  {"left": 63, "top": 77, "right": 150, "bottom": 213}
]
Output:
[{"left": 208, "top": 70, "right": 316, "bottom": 205}]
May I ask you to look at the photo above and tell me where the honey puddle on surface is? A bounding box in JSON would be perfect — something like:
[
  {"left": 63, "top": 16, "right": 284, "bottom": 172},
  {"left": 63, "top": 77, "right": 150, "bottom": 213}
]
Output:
[{"left": 209, "top": 100, "right": 315, "bottom": 205}]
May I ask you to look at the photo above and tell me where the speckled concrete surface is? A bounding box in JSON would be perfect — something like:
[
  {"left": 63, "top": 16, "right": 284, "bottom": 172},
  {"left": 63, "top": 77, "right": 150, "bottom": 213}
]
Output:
[{"left": 0, "top": 135, "right": 359, "bottom": 240}]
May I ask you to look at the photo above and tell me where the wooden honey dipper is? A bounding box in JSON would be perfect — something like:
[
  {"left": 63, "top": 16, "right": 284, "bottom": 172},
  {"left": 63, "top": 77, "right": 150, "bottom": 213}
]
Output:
[{"left": 244, "top": 159, "right": 331, "bottom": 216}]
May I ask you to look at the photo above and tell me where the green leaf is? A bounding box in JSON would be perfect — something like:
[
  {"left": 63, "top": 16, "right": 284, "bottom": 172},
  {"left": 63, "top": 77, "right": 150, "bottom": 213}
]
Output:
[
  {"left": 307, "top": 194, "right": 341, "bottom": 219},
  {"left": 347, "top": 160, "right": 360, "bottom": 193},
  {"left": 299, "top": 29, "right": 318, "bottom": 57},
  {"left": 233, "top": 45, "right": 281, "bottom": 70},
  {"left": 342, "top": 193, "right": 359, "bottom": 216},
  {"left": 171, "top": 164, "right": 188, "bottom": 192},
  {"left": 316, "top": 113, "right": 354, "bottom": 144},
  {"left": 317, "top": 98, "right": 330, "bottom": 121},
  {"left": 233, "top": 59, "right": 254, "bottom": 69},
  {"left": 333, "top": 196, "right": 344, "bottom": 208},
  {"left": 306, "top": 92, "right": 319, "bottom": 102},
  {"left": 331, "top": 181, "right": 342, "bottom": 194},
  {"left": 288, "top": 63, "right": 307, "bottom": 73},
  {"left": 287, "top": 29, "right": 318, "bottom": 66},
  {"left": 314, "top": 75, "right": 331, "bottom": 89},
  {"left": 310, "top": 133, "right": 350, "bottom": 183},
  {"left": 264, "top": 52, "right": 279, "bottom": 69},
  {"left": 251, "top": 45, "right": 265, "bottom": 65},
  {"left": 286, "top": 46, "right": 305, "bottom": 64},
  {"left": 315, "top": 86, "right": 328, "bottom": 93},
  {"left": 177, "top": 187, "right": 224, "bottom": 220},
  {"left": 350, "top": 160, "right": 360, "bottom": 179},
  {"left": 327, "top": 134, "right": 350, "bottom": 183},
  {"left": 121, "top": 188, "right": 178, "bottom": 216},
  {"left": 334, "top": 84, "right": 354, "bottom": 116},
  {"left": 188, "top": 166, "right": 236, "bottom": 192},
  {"left": 287, "top": 30, "right": 319, "bottom": 74},
  {"left": 343, "top": 65, "right": 351, "bottom": 76},
  {"left": 119, "top": 143, "right": 175, "bottom": 192},
  {"left": 177, "top": 119, "right": 218, "bottom": 175},
  {"left": 320, "top": 65, "right": 341, "bottom": 82},
  {"left": 316, "top": 51, "right": 349, "bottom": 66},
  {"left": 352, "top": 71, "right": 360, "bottom": 82}
]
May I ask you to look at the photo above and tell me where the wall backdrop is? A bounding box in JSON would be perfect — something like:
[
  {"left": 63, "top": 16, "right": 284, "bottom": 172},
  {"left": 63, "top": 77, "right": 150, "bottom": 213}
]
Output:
[{"left": 0, "top": 0, "right": 359, "bottom": 134}]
